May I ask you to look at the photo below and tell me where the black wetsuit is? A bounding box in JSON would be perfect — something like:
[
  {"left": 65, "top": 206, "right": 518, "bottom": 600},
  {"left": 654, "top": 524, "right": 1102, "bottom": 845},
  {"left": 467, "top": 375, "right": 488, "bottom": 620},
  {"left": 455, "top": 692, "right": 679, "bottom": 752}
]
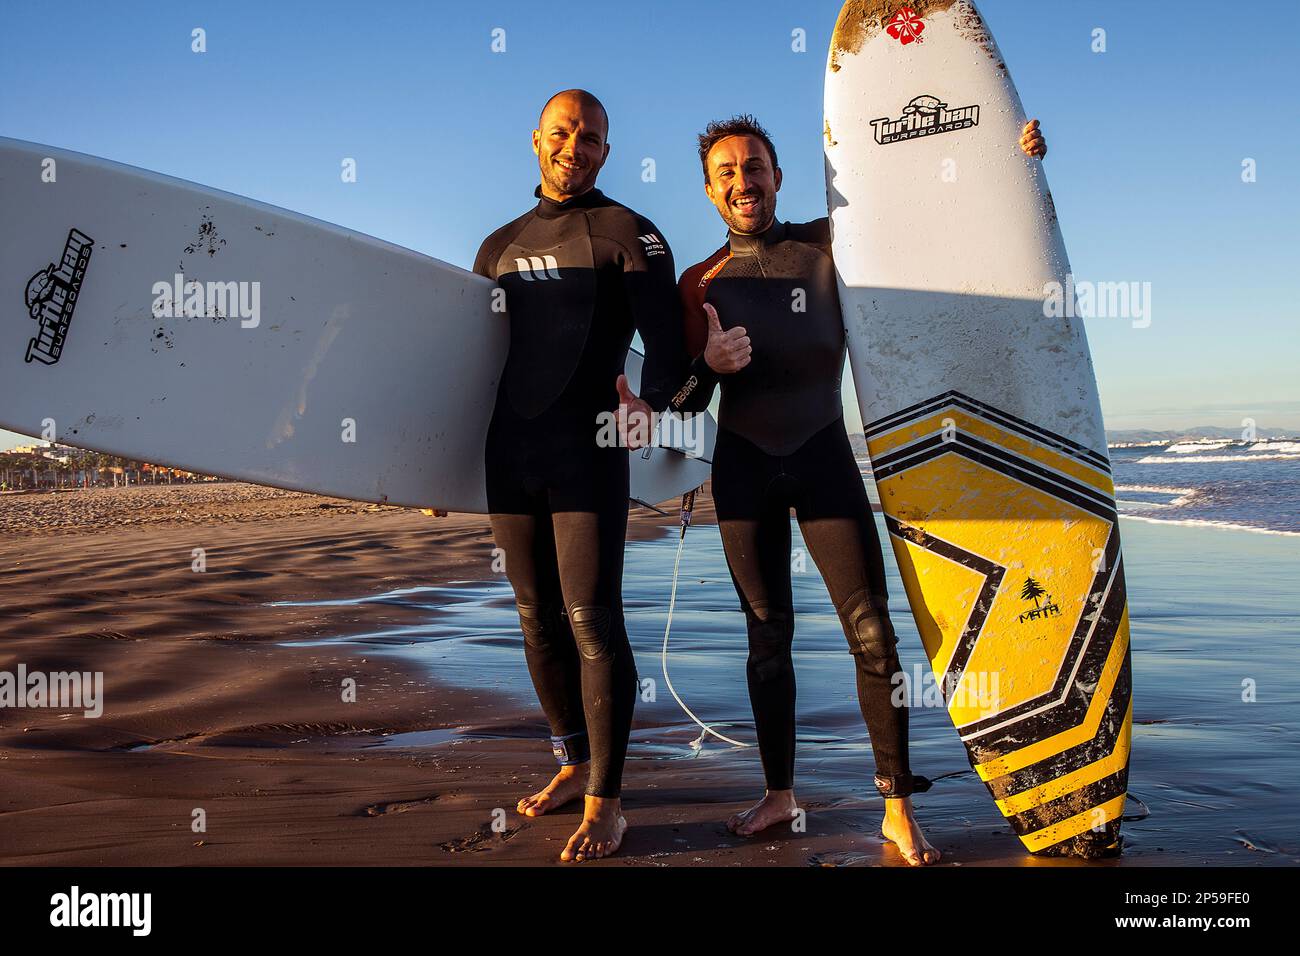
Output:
[
  {"left": 473, "top": 186, "right": 686, "bottom": 798},
  {"left": 672, "top": 219, "right": 926, "bottom": 799}
]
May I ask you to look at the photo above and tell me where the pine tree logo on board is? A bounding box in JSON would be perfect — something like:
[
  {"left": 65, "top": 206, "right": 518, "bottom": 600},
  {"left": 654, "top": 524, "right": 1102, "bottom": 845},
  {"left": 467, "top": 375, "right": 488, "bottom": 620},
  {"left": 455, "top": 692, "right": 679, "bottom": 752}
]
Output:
[{"left": 1017, "top": 576, "right": 1062, "bottom": 624}]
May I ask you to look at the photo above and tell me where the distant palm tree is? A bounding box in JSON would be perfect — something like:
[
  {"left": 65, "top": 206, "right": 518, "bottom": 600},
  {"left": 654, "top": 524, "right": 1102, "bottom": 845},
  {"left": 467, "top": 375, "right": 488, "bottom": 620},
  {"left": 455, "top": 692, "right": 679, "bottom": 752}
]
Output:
[{"left": 1021, "top": 577, "right": 1048, "bottom": 608}]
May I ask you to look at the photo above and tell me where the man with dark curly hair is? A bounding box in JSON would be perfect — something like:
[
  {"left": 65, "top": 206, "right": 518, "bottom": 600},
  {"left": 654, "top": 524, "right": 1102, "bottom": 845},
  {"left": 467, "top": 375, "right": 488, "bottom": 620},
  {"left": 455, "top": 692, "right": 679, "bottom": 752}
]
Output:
[{"left": 621, "top": 113, "right": 1046, "bottom": 865}]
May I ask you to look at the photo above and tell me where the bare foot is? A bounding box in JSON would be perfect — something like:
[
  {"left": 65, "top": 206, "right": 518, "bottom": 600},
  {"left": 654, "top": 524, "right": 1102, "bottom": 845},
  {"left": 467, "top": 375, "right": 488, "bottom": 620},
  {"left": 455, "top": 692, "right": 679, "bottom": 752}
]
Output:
[
  {"left": 726, "top": 789, "right": 799, "bottom": 836},
  {"left": 880, "top": 797, "right": 941, "bottom": 865},
  {"left": 516, "top": 763, "right": 587, "bottom": 817},
  {"left": 560, "top": 795, "right": 627, "bottom": 862}
]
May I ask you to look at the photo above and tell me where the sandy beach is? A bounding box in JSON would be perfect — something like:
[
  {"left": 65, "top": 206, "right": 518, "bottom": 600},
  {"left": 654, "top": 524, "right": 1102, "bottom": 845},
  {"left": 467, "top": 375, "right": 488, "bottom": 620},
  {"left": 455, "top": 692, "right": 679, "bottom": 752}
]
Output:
[{"left": 1, "top": 482, "right": 1295, "bottom": 867}]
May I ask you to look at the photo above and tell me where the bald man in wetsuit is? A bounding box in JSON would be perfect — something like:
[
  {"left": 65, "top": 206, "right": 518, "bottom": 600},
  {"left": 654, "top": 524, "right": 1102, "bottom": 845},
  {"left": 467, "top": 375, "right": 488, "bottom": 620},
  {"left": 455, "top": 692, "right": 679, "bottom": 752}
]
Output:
[
  {"left": 618, "top": 115, "right": 1046, "bottom": 866},
  {"left": 473, "top": 90, "right": 691, "bottom": 862}
]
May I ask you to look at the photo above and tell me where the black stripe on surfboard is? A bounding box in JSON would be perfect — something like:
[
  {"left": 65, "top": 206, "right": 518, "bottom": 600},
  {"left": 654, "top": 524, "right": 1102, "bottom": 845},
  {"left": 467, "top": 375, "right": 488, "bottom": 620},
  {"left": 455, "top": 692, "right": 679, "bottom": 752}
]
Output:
[
  {"left": 958, "top": 546, "right": 1127, "bottom": 743},
  {"left": 864, "top": 390, "right": 1111, "bottom": 473},
  {"left": 873, "top": 433, "right": 1119, "bottom": 520},
  {"left": 874, "top": 430, "right": 1115, "bottom": 511},
  {"left": 883, "top": 516, "right": 1005, "bottom": 684},
  {"left": 864, "top": 390, "right": 1112, "bottom": 472},
  {"left": 981, "top": 649, "right": 1132, "bottom": 804},
  {"left": 1004, "top": 768, "right": 1131, "bottom": 839},
  {"left": 1031, "top": 818, "right": 1125, "bottom": 858}
]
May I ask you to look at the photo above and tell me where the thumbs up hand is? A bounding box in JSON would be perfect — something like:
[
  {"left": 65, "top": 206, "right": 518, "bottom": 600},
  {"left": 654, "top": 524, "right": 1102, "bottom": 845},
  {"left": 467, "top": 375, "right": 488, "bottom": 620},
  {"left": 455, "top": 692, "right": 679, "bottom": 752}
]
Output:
[
  {"left": 703, "top": 303, "right": 752, "bottom": 373},
  {"left": 616, "top": 373, "right": 655, "bottom": 451}
]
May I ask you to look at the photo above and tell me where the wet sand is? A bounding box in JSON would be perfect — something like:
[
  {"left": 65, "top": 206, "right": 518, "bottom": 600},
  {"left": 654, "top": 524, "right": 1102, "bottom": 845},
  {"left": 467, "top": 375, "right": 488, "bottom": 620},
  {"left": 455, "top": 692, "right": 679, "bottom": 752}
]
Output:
[{"left": 0, "top": 483, "right": 1294, "bottom": 866}]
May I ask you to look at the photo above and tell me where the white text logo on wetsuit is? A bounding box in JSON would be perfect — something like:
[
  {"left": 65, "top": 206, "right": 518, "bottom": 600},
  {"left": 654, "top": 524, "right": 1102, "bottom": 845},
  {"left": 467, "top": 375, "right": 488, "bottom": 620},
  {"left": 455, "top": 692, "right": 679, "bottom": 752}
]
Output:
[
  {"left": 638, "top": 233, "right": 666, "bottom": 257},
  {"left": 50, "top": 886, "right": 151, "bottom": 936},
  {"left": 513, "top": 256, "right": 562, "bottom": 281}
]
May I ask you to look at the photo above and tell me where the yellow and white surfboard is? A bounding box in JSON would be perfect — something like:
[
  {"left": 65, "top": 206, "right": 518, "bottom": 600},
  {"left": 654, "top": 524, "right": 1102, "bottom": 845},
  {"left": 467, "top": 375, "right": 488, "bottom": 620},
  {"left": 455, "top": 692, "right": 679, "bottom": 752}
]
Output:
[{"left": 825, "top": 1, "right": 1132, "bottom": 857}]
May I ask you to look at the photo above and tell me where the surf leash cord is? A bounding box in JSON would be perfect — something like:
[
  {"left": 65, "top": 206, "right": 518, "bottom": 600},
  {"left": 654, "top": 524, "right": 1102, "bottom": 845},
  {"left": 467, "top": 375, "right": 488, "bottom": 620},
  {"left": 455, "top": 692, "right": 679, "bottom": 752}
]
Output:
[{"left": 660, "top": 488, "right": 752, "bottom": 750}]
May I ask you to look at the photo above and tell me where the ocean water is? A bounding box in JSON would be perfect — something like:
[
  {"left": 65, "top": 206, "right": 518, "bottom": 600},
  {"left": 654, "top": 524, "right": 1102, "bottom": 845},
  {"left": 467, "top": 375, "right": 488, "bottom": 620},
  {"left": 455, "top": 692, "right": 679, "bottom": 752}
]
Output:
[
  {"left": 283, "top": 497, "right": 1300, "bottom": 864},
  {"left": 1109, "top": 438, "right": 1300, "bottom": 535}
]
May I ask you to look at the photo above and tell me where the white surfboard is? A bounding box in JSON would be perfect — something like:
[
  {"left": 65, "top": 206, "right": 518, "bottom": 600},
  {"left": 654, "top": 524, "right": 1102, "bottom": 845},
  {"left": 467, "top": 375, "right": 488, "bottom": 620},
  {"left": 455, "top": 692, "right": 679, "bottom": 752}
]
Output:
[
  {"left": 824, "top": 1, "right": 1131, "bottom": 857},
  {"left": 0, "top": 137, "right": 712, "bottom": 511}
]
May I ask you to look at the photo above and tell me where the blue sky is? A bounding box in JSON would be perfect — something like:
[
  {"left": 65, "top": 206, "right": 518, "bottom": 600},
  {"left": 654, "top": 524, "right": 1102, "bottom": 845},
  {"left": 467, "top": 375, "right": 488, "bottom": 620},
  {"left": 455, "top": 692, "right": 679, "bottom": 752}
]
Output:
[{"left": 2, "top": 0, "right": 1296, "bottom": 449}]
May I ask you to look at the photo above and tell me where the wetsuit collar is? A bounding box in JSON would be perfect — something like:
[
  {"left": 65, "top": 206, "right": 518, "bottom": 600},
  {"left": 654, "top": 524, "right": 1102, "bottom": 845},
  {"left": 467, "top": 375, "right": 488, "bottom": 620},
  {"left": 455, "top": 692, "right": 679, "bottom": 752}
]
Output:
[
  {"left": 727, "top": 219, "right": 788, "bottom": 256},
  {"left": 533, "top": 184, "right": 607, "bottom": 219}
]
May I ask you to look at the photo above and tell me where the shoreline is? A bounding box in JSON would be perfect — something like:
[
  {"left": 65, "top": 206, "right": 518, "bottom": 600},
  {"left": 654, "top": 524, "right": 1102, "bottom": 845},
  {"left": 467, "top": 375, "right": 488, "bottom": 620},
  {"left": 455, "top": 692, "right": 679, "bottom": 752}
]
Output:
[{"left": 1, "top": 483, "right": 1294, "bottom": 866}]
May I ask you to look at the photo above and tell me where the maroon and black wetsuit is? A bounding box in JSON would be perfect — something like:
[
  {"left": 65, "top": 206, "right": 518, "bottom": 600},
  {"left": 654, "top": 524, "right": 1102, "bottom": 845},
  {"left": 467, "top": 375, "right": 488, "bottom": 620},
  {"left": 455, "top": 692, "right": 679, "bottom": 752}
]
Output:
[{"left": 673, "top": 218, "right": 926, "bottom": 799}]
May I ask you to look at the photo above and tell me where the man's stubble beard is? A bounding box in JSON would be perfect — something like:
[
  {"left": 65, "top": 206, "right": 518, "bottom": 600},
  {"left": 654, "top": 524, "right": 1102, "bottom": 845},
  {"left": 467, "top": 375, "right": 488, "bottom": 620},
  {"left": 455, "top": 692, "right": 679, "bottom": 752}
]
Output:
[
  {"left": 719, "top": 190, "right": 777, "bottom": 236},
  {"left": 541, "top": 160, "right": 597, "bottom": 200}
]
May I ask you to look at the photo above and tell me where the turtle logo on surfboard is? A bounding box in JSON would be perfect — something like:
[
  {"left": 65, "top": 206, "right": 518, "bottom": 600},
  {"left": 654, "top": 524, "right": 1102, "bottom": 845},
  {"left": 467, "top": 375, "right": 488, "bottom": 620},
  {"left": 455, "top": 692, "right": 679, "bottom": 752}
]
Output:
[
  {"left": 23, "top": 228, "right": 93, "bottom": 365},
  {"left": 871, "top": 94, "right": 979, "bottom": 145}
]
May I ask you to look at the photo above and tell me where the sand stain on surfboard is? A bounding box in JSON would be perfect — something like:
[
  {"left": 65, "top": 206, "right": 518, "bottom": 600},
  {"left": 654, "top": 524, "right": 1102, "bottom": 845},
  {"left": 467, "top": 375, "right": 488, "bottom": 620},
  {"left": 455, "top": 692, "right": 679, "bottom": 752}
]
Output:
[{"left": 831, "top": 2, "right": 998, "bottom": 61}]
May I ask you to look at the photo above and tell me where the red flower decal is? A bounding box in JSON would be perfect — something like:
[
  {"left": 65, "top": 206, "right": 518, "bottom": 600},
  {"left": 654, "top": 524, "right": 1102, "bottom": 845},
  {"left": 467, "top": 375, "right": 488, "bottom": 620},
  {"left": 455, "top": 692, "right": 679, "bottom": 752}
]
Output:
[{"left": 886, "top": 7, "right": 926, "bottom": 45}]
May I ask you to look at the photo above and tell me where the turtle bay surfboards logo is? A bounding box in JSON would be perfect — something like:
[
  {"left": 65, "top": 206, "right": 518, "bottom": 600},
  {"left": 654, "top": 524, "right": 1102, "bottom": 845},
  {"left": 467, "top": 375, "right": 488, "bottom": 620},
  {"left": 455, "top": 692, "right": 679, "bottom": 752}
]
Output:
[
  {"left": 23, "top": 228, "right": 93, "bottom": 365},
  {"left": 1017, "top": 576, "right": 1062, "bottom": 624},
  {"left": 871, "top": 94, "right": 979, "bottom": 145}
]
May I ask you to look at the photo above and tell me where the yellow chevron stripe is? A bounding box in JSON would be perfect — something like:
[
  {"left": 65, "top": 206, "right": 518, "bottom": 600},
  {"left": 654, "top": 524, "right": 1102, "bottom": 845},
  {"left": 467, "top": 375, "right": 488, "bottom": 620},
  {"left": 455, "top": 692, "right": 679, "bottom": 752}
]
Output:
[
  {"left": 880, "top": 454, "right": 1116, "bottom": 718},
  {"left": 868, "top": 409, "right": 1115, "bottom": 496},
  {"left": 975, "top": 607, "right": 1131, "bottom": 780},
  {"left": 994, "top": 694, "right": 1134, "bottom": 815},
  {"left": 1021, "top": 793, "right": 1128, "bottom": 853},
  {"left": 890, "top": 530, "right": 981, "bottom": 679}
]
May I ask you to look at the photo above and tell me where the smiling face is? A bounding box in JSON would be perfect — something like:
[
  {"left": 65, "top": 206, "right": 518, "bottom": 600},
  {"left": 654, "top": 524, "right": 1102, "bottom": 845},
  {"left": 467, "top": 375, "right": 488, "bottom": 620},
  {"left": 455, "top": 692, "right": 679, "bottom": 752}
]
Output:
[
  {"left": 532, "top": 92, "right": 610, "bottom": 202},
  {"left": 704, "top": 134, "right": 782, "bottom": 236}
]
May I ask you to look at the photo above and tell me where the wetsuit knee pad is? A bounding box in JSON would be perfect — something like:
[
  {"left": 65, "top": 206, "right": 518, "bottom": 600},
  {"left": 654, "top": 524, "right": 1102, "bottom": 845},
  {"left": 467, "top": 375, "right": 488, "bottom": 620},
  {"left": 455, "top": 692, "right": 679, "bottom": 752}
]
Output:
[
  {"left": 516, "top": 602, "right": 562, "bottom": 650},
  {"left": 745, "top": 606, "right": 795, "bottom": 682},
  {"left": 568, "top": 604, "right": 613, "bottom": 664},
  {"left": 838, "top": 589, "right": 899, "bottom": 678}
]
